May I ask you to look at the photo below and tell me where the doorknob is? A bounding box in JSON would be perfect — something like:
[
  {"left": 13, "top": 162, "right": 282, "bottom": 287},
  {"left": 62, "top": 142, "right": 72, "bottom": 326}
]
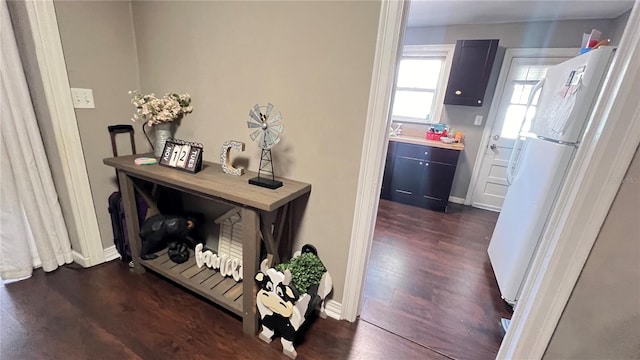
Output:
[
  {"left": 493, "top": 134, "right": 500, "bottom": 140},
  {"left": 489, "top": 144, "right": 497, "bottom": 150}
]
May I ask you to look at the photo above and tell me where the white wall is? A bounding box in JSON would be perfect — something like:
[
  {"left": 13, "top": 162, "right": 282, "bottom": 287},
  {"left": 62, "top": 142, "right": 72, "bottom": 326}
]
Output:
[{"left": 544, "top": 145, "right": 640, "bottom": 359}]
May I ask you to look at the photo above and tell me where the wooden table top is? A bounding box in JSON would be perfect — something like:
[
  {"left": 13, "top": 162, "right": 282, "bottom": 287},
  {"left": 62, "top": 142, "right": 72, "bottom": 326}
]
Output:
[{"left": 104, "top": 154, "right": 311, "bottom": 212}]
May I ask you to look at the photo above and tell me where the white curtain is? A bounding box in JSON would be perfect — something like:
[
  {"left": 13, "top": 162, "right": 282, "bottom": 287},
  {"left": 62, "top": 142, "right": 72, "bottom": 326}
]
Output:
[{"left": 0, "top": 0, "right": 73, "bottom": 280}]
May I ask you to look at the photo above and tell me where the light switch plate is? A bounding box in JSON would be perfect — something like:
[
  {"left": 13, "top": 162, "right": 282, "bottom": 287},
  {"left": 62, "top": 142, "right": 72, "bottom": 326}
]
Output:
[
  {"left": 474, "top": 115, "right": 483, "bottom": 126},
  {"left": 70, "top": 88, "right": 95, "bottom": 109}
]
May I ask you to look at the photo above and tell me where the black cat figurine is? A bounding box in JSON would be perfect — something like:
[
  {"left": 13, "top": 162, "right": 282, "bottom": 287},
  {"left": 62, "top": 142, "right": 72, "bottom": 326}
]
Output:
[{"left": 139, "top": 214, "right": 200, "bottom": 260}]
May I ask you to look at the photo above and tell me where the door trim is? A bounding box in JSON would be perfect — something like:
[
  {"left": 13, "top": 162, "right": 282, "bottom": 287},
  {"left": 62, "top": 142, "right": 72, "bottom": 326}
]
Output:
[
  {"left": 341, "top": 0, "right": 408, "bottom": 321},
  {"left": 22, "top": 0, "right": 105, "bottom": 266},
  {"left": 498, "top": 7, "right": 640, "bottom": 358},
  {"left": 465, "top": 47, "right": 578, "bottom": 207}
]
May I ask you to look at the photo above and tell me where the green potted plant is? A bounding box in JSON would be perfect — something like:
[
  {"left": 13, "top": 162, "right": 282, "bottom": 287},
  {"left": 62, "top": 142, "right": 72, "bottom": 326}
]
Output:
[{"left": 275, "top": 251, "right": 326, "bottom": 295}]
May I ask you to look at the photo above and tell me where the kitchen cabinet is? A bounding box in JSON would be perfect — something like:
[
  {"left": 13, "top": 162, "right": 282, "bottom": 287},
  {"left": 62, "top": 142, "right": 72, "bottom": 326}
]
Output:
[
  {"left": 444, "top": 39, "right": 499, "bottom": 107},
  {"left": 382, "top": 141, "right": 460, "bottom": 212},
  {"left": 390, "top": 157, "right": 425, "bottom": 207}
]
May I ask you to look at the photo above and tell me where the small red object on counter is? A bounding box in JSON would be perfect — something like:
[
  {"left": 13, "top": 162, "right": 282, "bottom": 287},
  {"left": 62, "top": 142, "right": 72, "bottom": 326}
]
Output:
[{"left": 426, "top": 130, "right": 447, "bottom": 141}]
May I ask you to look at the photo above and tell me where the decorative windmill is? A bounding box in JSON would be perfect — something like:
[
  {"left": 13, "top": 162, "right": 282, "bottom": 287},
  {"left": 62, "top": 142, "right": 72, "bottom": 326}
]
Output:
[{"left": 247, "top": 103, "right": 284, "bottom": 189}]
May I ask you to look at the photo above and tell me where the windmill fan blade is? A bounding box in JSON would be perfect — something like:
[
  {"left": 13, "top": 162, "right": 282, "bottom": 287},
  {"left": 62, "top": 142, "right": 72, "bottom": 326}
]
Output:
[
  {"left": 258, "top": 132, "right": 266, "bottom": 148},
  {"left": 250, "top": 129, "right": 262, "bottom": 141},
  {"left": 264, "top": 132, "right": 278, "bottom": 149},
  {"left": 247, "top": 121, "right": 262, "bottom": 129},
  {"left": 265, "top": 103, "right": 274, "bottom": 119},
  {"left": 269, "top": 128, "right": 283, "bottom": 144},
  {"left": 265, "top": 129, "right": 281, "bottom": 147},
  {"left": 268, "top": 124, "right": 283, "bottom": 134},
  {"left": 253, "top": 105, "right": 263, "bottom": 121},
  {"left": 267, "top": 112, "right": 281, "bottom": 124},
  {"left": 265, "top": 129, "right": 277, "bottom": 146},
  {"left": 249, "top": 109, "right": 262, "bottom": 124}
]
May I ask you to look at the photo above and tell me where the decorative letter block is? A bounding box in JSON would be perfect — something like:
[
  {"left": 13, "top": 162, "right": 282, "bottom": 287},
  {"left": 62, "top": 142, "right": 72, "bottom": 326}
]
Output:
[{"left": 220, "top": 140, "right": 245, "bottom": 176}]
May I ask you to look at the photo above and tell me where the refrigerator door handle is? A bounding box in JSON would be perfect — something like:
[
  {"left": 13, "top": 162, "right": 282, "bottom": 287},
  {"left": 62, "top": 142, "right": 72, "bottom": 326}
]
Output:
[
  {"left": 507, "top": 79, "right": 545, "bottom": 185},
  {"left": 526, "top": 79, "right": 545, "bottom": 131},
  {"left": 507, "top": 136, "right": 522, "bottom": 185}
]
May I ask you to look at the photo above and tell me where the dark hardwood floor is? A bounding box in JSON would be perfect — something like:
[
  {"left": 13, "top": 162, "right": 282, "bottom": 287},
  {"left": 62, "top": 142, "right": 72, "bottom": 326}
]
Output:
[
  {"left": 361, "top": 200, "right": 511, "bottom": 360},
  {"left": 1, "top": 260, "right": 450, "bottom": 360},
  {"left": 1, "top": 200, "right": 508, "bottom": 360}
]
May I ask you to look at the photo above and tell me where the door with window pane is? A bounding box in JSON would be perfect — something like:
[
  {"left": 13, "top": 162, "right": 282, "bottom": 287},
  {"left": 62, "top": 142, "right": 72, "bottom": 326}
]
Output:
[{"left": 471, "top": 56, "right": 569, "bottom": 211}]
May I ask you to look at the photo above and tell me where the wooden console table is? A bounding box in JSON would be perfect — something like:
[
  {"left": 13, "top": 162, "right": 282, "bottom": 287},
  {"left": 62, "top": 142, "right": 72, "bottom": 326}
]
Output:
[{"left": 104, "top": 154, "right": 311, "bottom": 335}]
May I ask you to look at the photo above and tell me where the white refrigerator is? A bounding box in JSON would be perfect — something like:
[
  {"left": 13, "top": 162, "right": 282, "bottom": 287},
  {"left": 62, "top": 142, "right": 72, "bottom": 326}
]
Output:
[{"left": 487, "top": 46, "right": 616, "bottom": 305}]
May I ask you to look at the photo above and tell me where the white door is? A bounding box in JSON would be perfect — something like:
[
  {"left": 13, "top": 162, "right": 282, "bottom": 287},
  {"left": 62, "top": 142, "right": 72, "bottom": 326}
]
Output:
[{"left": 471, "top": 55, "right": 570, "bottom": 211}]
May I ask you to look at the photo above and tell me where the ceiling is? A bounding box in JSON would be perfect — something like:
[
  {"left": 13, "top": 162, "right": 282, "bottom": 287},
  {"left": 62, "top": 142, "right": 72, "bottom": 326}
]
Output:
[{"left": 407, "top": 0, "right": 635, "bottom": 27}]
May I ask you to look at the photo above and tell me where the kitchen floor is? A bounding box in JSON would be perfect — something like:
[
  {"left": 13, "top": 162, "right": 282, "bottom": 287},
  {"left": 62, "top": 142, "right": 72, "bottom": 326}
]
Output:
[{"left": 361, "top": 200, "right": 512, "bottom": 360}]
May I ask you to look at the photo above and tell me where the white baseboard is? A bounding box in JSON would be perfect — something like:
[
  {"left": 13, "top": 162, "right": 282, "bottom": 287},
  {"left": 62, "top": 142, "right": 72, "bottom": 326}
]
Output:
[
  {"left": 103, "top": 245, "right": 121, "bottom": 262},
  {"left": 324, "top": 300, "right": 342, "bottom": 320},
  {"left": 448, "top": 196, "right": 466, "bottom": 204},
  {"left": 72, "top": 246, "right": 121, "bottom": 268},
  {"left": 471, "top": 202, "right": 502, "bottom": 213},
  {"left": 71, "top": 250, "right": 91, "bottom": 267}
]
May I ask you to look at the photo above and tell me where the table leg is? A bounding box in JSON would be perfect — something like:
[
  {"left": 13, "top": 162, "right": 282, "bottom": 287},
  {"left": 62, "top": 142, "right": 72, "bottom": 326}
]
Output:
[
  {"left": 241, "top": 207, "right": 260, "bottom": 335},
  {"left": 273, "top": 203, "right": 291, "bottom": 262},
  {"left": 118, "top": 170, "right": 145, "bottom": 274},
  {"left": 259, "top": 212, "right": 279, "bottom": 265}
]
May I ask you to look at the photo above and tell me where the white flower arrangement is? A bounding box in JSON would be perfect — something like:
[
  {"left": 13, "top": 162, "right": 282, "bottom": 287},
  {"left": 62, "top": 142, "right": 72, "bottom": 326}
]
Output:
[{"left": 129, "top": 90, "right": 193, "bottom": 126}]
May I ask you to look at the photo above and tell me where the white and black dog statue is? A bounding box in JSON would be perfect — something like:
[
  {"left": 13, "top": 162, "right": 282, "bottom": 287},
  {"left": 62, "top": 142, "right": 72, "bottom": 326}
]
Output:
[{"left": 254, "top": 245, "right": 332, "bottom": 359}]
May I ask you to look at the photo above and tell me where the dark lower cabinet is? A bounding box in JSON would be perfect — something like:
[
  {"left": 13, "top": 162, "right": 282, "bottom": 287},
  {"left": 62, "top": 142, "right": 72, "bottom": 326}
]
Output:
[
  {"left": 422, "top": 161, "right": 457, "bottom": 210},
  {"left": 381, "top": 142, "right": 460, "bottom": 212},
  {"left": 380, "top": 141, "right": 396, "bottom": 199},
  {"left": 390, "top": 157, "right": 425, "bottom": 207}
]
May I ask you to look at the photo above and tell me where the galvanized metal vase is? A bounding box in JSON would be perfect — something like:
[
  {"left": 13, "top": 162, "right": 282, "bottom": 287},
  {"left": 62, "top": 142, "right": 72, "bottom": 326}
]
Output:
[{"left": 153, "top": 122, "right": 175, "bottom": 158}]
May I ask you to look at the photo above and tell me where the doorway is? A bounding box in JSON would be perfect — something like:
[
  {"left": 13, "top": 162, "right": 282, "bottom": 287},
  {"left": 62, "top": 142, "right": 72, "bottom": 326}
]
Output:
[
  {"left": 360, "top": 201, "right": 510, "bottom": 359},
  {"left": 470, "top": 49, "right": 575, "bottom": 211},
  {"left": 344, "top": 1, "right": 636, "bottom": 360}
]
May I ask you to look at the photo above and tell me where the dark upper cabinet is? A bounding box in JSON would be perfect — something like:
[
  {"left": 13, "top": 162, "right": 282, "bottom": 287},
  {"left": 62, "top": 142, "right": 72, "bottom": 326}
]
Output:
[{"left": 444, "top": 39, "right": 499, "bottom": 107}]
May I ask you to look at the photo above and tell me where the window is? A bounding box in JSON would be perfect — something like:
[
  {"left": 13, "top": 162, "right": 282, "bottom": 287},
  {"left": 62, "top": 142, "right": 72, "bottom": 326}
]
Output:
[
  {"left": 500, "top": 65, "right": 548, "bottom": 139},
  {"left": 391, "top": 45, "right": 454, "bottom": 124}
]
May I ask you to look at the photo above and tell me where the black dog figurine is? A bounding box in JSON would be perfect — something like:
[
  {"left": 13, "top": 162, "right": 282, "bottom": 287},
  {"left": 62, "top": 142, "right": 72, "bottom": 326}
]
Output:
[{"left": 139, "top": 214, "right": 200, "bottom": 261}]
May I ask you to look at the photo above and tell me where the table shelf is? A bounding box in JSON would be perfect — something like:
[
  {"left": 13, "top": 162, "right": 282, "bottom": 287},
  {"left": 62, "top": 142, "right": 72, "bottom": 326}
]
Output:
[{"left": 142, "top": 249, "right": 243, "bottom": 316}]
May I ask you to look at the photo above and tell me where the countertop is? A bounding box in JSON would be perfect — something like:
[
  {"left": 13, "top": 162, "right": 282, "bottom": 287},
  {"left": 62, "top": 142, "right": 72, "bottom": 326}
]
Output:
[{"left": 389, "top": 135, "right": 464, "bottom": 151}]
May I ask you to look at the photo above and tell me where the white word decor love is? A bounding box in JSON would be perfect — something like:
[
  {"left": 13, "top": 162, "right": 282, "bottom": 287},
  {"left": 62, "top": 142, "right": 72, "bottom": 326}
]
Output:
[{"left": 195, "top": 243, "right": 243, "bottom": 282}]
